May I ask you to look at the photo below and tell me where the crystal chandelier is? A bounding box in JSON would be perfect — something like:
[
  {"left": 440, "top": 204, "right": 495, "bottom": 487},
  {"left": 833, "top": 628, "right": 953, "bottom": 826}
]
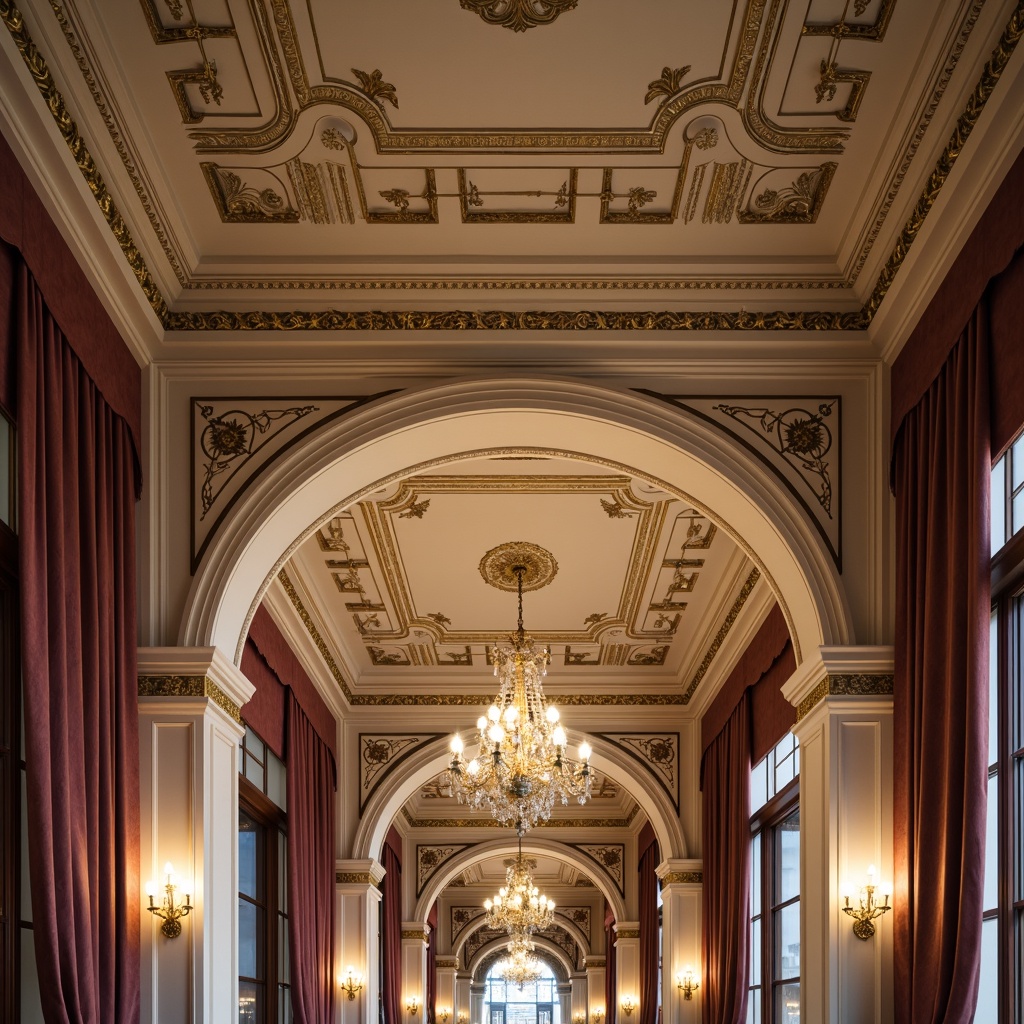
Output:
[
  {"left": 484, "top": 832, "right": 555, "bottom": 934},
  {"left": 498, "top": 934, "right": 543, "bottom": 989},
  {"left": 447, "top": 545, "right": 593, "bottom": 834}
]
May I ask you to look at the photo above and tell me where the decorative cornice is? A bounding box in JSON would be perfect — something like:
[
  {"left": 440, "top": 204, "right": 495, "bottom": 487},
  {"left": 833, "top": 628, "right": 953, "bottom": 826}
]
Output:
[
  {"left": 435, "top": 957, "right": 459, "bottom": 970},
  {"left": 796, "top": 672, "right": 895, "bottom": 720},
  {"left": 401, "top": 929, "right": 429, "bottom": 940},
  {"left": 585, "top": 957, "right": 606, "bottom": 968},
  {"left": 615, "top": 928, "right": 640, "bottom": 939},
  {"left": 137, "top": 673, "right": 242, "bottom": 722},
  {"left": 401, "top": 810, "right": 638, "bottom": 829},
  {"left": 335, "top": 871, "right": 373, "bottom": 884}
]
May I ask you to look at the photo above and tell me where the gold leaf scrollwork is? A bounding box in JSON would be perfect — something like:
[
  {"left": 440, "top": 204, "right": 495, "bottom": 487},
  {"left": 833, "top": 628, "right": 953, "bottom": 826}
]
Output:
[
  {"left": 352, "top": 67, "right": 398, "bottom": 108},
  {"left": 202, "top": 164, "right": 299, "bottom": 223},
  {"left": 644, "top": 64, "right": 692, "bottom": 105},
  {"left": 739, "top": 163, "right": 837, "bottom": 224},
  {"left": 459, "top": 0, "right": 580, "bottom": 33}
]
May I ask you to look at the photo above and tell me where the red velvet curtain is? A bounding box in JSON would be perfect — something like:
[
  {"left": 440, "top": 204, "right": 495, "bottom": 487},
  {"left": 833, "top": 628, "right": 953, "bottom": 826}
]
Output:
[
  {"left": 700, "top": 693, "right": 751, "bottom": 1024},
  {"left": 426, "top": 902, "right": 438, "bottom": 1022},
  {"left": 604, "top": 902, "right": 616, "bottom": 1019},
  {"left": 892, "top": 317, "right": 990, "bottom": 1024},
  {"left": 383, "top": 826, "right": 403, "bottom": 1024},
  {"left": 17, "top": 259, "right": 141, "bottom": 1022},
  {"left": 637, "top": 823, "right": 660, "bottom": 1024},
  {"left": 286, "top": 692, "right": 337, "bottom": 1024}
]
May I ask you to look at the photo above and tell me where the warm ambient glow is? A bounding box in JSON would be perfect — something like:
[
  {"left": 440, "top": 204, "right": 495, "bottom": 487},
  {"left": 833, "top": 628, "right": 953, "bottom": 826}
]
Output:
[
  {"left": 144, "top": 861, "right": 192, "bottom": 939},
  {"left": 620, "top": 995, "right": 637, "bottom": 1016},
  {"left": 339, "top": 965, "right": 363, "bottom": 1000},
  {"left": 497, "top": 932, "right": 544, "bottom": 988},
  {"left": 436, "top": 1007, "right": 451, "bottom": 1023},
  {"left": 589, "top": 1010, "right": 604, "bottom": 1024},
  {"left": 841, "top": 863, "right": 892, "bottom": 940},
  {"left": 677, "top": 965, "right": 699, "bottom": 1000},
  {"left": 447, "top": 562, "right": 592, "bottom": 834},
  {"left": 484, "top": 831, "right": 555, "bottom": 935},
  {"left": 406, "top": 995, "right": 420, "bottom": 1015}
]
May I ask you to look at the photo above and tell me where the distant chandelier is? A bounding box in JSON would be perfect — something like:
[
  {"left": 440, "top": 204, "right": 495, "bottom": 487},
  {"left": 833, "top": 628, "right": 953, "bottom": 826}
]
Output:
[
  {"left": 498, "top": 934, "right": 544, "bottom": 989},
  {"left": 459, "top": 0, "right": 580, "bottom": 34},
  {"left": 447, "top": 543, "right": 593, "bottom": 834},
  {"left": 484, "top": 832, "right": 555, "bottom": 934}
]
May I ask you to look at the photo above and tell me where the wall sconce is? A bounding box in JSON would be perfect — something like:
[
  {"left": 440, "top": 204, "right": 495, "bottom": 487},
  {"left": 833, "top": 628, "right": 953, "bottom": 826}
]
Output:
[
  {"left": 145, "top": 862, "right": 192, "bottom": 939},
  {"left": 841, "top": 864, "right": 892, "bottom": 940},
  {"left": 620, "top": 996, "right": 637, "bottom": 1017},
  {"left": 339, "top": 965, "right": 363, "bottom": 1001},
  {"left": 437, "top": 1008, "right": 451, "bottom": 1023},
  {"left": 573, "top": 1013, "right": 586, "bottom": 1024},
  {"left": 458, "top": 1013, "right": 468, "bottom": 1024},
  {"left": 590, "top": 1010, "right": 604, "bottom": 1024},
  {"left": 677, "top": 966, "right": 700, "bottom": 1000},
  {"left": 406, "top": 996, "right": 420, "bottom": 1016}
]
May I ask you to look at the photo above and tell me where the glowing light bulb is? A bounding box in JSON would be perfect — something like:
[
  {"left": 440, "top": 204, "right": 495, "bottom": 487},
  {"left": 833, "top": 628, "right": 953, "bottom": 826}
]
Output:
[
  {"left": 488, "top": 705, "right": 501, "bottom": 722},
  {"left": 450, "top": 733, "right": 464, "bottom": 754},
  {"left": 578, "top": 741, "right": 592, "bottom": 761},
  {"left": 477, "top": 716, "right": 488, "bottom": 731},
  {"left": 467, "top": 759, "right": 480, "bottom": 776},
  {"left": 145, "top": 880, "right": 155, "bottom": 897},
  {"left": 488, "top": 724, "right": 505, "bottom": 743},
  {"left": 546, "top": 706, "right": 560, "bottom": 723},
  {"left": 553, "top": 725, "right": 567, "bottom": 747}
]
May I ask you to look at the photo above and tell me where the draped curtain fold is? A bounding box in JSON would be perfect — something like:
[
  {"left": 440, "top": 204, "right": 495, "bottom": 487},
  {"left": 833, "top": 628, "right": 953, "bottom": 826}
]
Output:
[
  {"left": 286, "top": 691, "right": 337, "bottom": 1024},
  {"left": 637, "top": 823, "right": 660, "bottom": 1024},
  {"left": 426, "top": 902, "right": 438, "bottom": 1022},
  {"left": 383, "top": 826, "right": 403, "bottom": 1024},
  {"left": 604, "top": 902, "right": 617, "bottom": 1020},
  {"left": 17, "top": 259, "right": 141, "bottom": 1023},
  {"left": 892, "top": 316, "right": 990, "bottom": 1024},
  {"left": 700, "top": 692, "right": 751, "bottom": 1024}
]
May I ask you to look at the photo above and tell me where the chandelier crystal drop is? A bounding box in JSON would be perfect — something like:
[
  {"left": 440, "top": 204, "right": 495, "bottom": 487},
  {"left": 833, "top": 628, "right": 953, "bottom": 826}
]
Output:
[
  {"left": 484, "top": 833, "right": 556, "bottom": 934},
  {"left": 447, "top": 560, "right": 593, "bottom": 834}
]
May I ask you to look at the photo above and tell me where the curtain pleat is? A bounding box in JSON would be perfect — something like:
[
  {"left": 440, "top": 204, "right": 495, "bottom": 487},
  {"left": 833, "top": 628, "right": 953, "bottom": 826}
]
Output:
[
  {"left": 286, "top": 692, "right": 336, "bottom": 1024},
  {"left": 637, "top": 824, "right": 660, "bottom": 1024},
  {"left": 893, "top": 316, "right": 990, "bottom": 1024},
  {"left": 17, "top": 260, "right": 140, "bottom": 1023},
  {"left": 700, "top": 692, "right": 751, "bottom": 1024},
  {"left": 383, "top": 827, "right": 403, "bottom": 1024},
  {"left": 604, "top": 902, "right": 616, "bottom": 1020}
]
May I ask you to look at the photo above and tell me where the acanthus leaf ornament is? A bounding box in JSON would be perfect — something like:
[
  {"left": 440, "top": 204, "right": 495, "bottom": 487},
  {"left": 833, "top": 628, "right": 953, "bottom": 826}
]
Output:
[{"left": 459, "top": 0, "right": 580, "bottom": 33}]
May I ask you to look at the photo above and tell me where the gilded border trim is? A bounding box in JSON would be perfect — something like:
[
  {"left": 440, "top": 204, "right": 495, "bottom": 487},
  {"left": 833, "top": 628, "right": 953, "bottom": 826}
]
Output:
[
  {"left": 661, "top": 870, "right": 703, "bottom": 885},
  {"left": 137, "top": 673, "right": 242, "bottom": 722},
  {"left": 796, "top": 672, "right": 895, "bottom": 720},
  {"left": 335, "top": 871, "right": 373, "bottom": 884}
]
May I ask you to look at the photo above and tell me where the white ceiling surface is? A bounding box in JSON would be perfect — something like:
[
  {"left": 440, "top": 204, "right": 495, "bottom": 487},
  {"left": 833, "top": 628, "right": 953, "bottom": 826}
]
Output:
[{"left": 18, "top": 0, "right": 1022, "bottom": 317}]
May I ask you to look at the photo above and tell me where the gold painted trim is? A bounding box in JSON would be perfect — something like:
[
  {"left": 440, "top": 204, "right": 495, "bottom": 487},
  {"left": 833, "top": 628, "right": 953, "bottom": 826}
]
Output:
[
  {"left": 402, "top": 929, "right": 429, "bottom": 940},
  {"left": 661, "top": 871, "right": 703, "bottom": 885},
  {"left": 615, "top": 929, "right": 640, "bottom": 939},
  {"left": 335, "top": 871, "right": 373, "bottom": 884},
  {"left": 435, "top": 957, "right": 459, "bottom": 969},
  {"left": 586, "top": 957, "right": 607, "bottom": 967},
  {"left": 683, "top": 568, "right": 761, "bottom": 702},
  {"left": 401, "top": 812, "right": 639, "bottom": 829},
  {"left": 138, "top": 674, "right": 242, "bottom": 722},
  {"left": 796, "top": 672, "right": 895, "bottom": 721}
]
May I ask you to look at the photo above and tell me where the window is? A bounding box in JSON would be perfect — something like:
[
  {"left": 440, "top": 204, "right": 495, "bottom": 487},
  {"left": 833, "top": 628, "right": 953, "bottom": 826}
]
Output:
[
  {"left": 483, "top": 959, "right": 559, "bottom": 1024},
  {"left": 982, "top": 444, "right": 1024, "bottom": 1022},
  {"left": 748, "top": 734, "right": 800, "bottom": 1024},
  {"left": 239, "top": 727, "right": 290, "bottom": 1024}
]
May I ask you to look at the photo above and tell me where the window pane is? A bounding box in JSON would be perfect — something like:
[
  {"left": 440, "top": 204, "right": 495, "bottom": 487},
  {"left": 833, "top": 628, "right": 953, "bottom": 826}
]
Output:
[
  {"left": 749, "top": 918, "right": 761, "bottom": 986},
  {"left": 774, "top": 751, "right": 795, "bottom": 792},
  {"left": 746, "top": 993, "right": 760, "bottom": 1024},
  {"left": 775, "top": 903, "right": 800, "bottom": 977},
  {"left": 1013, "top": 435, "right": 1024, "bottom": 489},
  {"left": 238, "top": 979, "right": 262, "bottom": 1024},
  {"left": 984, "top": 773, "right": 999, "bottom": 912},
  {"left": 246, "top": 754, "right": 265, "bottom": 793},
  {"left": 279, "top": 985, "right": 290, "bottom": 1024},
  {"left": 279, "top": 830, "right": 288, "bottom": 914},
  {"left": 267, "top": 750, "right": 287, "bottom": 810},
  {"left": 751, "top": 757, "right": 768, "bottom": 814},
  {"left": 1013, "top": 489, "right": 1024, "bottom": 538},
  {"left": 776, "top": 810, "right": 800, "bottom": 905},
  {"left": 239, "top": 818, "right": 258, "bottom": 898},
  {"left": 992, "top": 455, "right": 1007, "bottom": 553},
  {"left": 279, "top": 914, "right": 289, "bottom": 984},
  {"left": 775, "top": 982, "right": 800, "bottom": 1024},
  {"left": 750, "top": 832, "right": 762, "bottom": 914},
  {"left": 238, "top": 899, "right": 262, "bottom": 979},
  {"left": 976, "top": 917, "right": 998, "bottom": 1024}
]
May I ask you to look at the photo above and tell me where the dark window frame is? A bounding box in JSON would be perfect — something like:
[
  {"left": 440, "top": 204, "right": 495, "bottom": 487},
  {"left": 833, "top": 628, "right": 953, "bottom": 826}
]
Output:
[{"left": 239, "top": 763, "right": 289, "bottom": 1023}]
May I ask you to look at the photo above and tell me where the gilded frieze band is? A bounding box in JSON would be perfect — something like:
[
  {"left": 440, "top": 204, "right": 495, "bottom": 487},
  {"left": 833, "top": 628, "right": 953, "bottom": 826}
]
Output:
[
  {"left": 137, "top": 673, "right": 242, "bottom": 722},
  {"left": 796, "top": 673, "right": 895, "bottom": 721}
]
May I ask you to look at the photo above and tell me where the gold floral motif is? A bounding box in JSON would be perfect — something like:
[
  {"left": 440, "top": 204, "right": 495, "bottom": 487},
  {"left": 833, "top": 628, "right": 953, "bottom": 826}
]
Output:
[
  {"left": 351, "top": 67, "right": 398, "bottom": 108},
  {"left": 458, "top": 0, "right": 580, "bottom": 33},
  {"left": 336, "top": 871, "right": 373, "bottom": 884},
  {"left": 201, "top": 164, "right": 299, "bottom": 222},
  {"left": 796, "top": 673, "right": 895, "bottom": 720},
  {"left": 661, "top": 871, "right": 703, "bottom": 885},
  {"left": 615, "top": 928, "right": 640, "bottom": 939},
  {"left": 137, "top": 674, "right": 242, "bottom": 722},
  {"left": 479, "top": 541, "right": 559, "bottom": 593},
  {"left": 738, "top": 163, "right": 837, "bottom": 223},
  {"left": 644, "top": 65, "right": 692, "bottom": 105}
]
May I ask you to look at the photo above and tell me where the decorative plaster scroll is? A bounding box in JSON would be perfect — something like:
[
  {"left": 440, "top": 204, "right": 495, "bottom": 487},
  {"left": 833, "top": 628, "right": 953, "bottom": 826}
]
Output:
[
  {"left": 451, "top": 906, "right": 486, "bottom": 943},
  {"left": 661, "top": 871, "right": 703, "bottom": 885},
  {"left": 596, "top": 733, "right": 679, "bottom": 812},
  {"left": 138, "top": 674, "right": 241, "bottom": 722},
  {"left": 190, "top": 392, "right": 399, "bottom": 569},
  {"left": 417, "top": 844, "right": 474, "bottom": 896},
  {"left": 555, "top": 906, "right": 592, "bottom": 943},
  {"left": 571, "top": 844, "right": 625, "bottom": 894},
  {"left": 636, "top": 392, "right": 841, "bottom": 567},
  {"left": 796, "top": 673, "right": 894, "bottom": 720},
  {"left": 359, "top": 734, "right": 445, "bottom": 814}
]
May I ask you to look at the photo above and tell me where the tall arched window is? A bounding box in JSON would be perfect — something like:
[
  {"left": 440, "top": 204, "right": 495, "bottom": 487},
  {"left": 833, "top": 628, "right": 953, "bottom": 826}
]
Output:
[{"left": 483, "top": 957, "right": 560, "bottom": 1024}]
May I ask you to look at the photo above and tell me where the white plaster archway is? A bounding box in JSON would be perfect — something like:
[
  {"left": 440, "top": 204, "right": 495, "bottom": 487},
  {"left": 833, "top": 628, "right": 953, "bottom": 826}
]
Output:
[
  {"left": 414, "top": 836, "right": 628, "bottom": 924},
  {"left": 469, "top": 935, "right": 576, "bottom": 984},
  {"left": 180, "top": 377, "right": 854, "bottom": 667},
  {"left": 353, "top": 735, "right": 686, "bottom": 868},
  {"left": 453, "top": 913, "right": 592, "bottom": 966}
]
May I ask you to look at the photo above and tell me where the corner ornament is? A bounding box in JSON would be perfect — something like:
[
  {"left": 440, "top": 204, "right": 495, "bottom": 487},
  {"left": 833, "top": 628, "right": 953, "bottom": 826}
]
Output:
[{"left": 459, "top": 0, "right": 580, "bottom": 32}]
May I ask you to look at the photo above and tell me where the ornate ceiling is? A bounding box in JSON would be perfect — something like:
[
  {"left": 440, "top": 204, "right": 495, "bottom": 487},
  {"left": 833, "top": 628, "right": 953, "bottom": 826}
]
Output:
[{"left": 8, "top": 0, "right": 1023, "bottom": 331}]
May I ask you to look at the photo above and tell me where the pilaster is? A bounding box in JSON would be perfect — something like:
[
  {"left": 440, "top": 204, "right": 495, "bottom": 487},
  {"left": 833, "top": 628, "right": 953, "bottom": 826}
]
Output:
[
  {"left": 584, "top": 956, "right": 606, "bottom": 1023},
  {"left": 658, "top": 859, "right": 703, "bottom": 1024},
  {"left": 336, "top": 859, "right": 385, "bottom": 1022},
  {"left": 137, "top": 646, "right": 255, "bottom": 1024},
  {"left": 435, "top": 956, "right": 459, "bottom": 1022},
  {"left": 402, "top": 921, "right": 430, "bottom": 1021},
  {"left": 612, "top": 921, "right": 640, "bottom": 1023},
  {"left": 783, "top": 646, "right": 894, "bottom": 1024}
]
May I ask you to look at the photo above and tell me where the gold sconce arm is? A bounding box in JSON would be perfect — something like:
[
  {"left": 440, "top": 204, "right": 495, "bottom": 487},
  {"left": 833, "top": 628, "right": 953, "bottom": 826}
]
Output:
[
  {"left": 145, "top": 863, "right": 192, "bottom": 939},
  {"left": 841, "top": 866, "right": 892, "bottom": 940},
  {"left": 677, "top": 966, "right": 700, "bottom": 1000}
]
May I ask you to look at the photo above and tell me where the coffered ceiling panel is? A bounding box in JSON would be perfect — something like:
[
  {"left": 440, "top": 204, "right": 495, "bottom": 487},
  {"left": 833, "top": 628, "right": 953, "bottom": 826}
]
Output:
[
  {"left": 279, "top": 455, "right": 753, "bottom": 696},
  {"left": 16, "top": 0, "right": 1018, "bottom": 321}
]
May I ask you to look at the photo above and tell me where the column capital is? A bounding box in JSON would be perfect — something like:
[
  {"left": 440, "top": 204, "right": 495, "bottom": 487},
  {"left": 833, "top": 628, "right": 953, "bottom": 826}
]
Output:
[
  {"left": 402, "top": 921, "right": 431, "bottom": 943},
  {"left": 336, "top": 858, "right": 386, "bottom": 887},
  {"left": 138, "top": 645, "right": 255, "bottom": 724},
  {"left": 782, "top": 645, "right": 894, "bottom": 722},
  {"left": 657, "top": 858, "right": 703, "bottom": 886}
]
